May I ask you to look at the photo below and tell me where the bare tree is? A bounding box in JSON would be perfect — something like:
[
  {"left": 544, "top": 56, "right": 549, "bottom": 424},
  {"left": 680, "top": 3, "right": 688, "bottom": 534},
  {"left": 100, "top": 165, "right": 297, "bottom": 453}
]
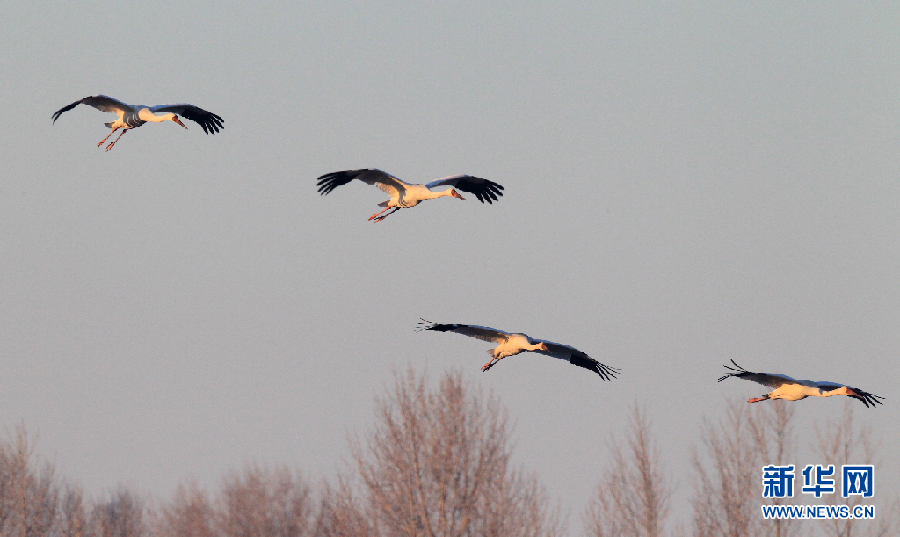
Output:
[
  {"left": 747, "top": 398, "right": 797, "bottom": 537},
  {"left": 584, "top": 403, "right": 670, "bottom": 537},
  {"left": 691, "top": 399, "right": 798, "bottom": 537},
  {"left": 0, "top": 425, "right": 60, "bottom": 537},
  {"left": 149, "top": 465, "right": 314, "bottom": 537},
  {"left": 58, "top": 483, "right": 88, "bottom": 537},
  {"left": 338, "top": 367, "right": 560, "bottom": 537},
  {"left": 315, "top": 476, "right": 376, "bottom": 537},
  {"left": 215, "top": 465, "right": 313, "bottom": 537},
  {"left": 86, "top": 488, "right": 147, "bottom": 537},
  {"left": 815, "top": 401, "right": 895, "bottom": 537},
  {"left": 152, "top": 482, "right": 214, "bottom": 537}
]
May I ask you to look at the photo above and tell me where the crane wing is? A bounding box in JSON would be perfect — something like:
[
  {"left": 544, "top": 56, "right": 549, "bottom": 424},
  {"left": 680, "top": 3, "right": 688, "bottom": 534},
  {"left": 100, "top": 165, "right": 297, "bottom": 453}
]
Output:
[
  {"left": 52, "top": 95, "right": 131, "bottom": 123},
  {"left": 316, "top": 169, "right": 408, "bottom": 199},
  {"left": 417, "top": 320, "right": 510, "bottom": 344},
  {"left": 717, "top": 360, "right": 796, "bottom": 388},
  {"left": 150, "top": 104, "right": 224, "bottom": 134},
  {"left": 425, "top": 175, "right": 505, "bottom": 204},
  {"left": 532, "top": 339, "right": 620, "bottom": 380}
]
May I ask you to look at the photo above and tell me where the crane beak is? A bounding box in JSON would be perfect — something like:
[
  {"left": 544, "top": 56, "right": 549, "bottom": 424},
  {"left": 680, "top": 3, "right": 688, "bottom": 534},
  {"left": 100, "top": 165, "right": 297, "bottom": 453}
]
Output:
[
  {"left": 172, "top": 116, "right": 187, "bottom": 129},
  {"left": 452, "top": 190, "right": 466, "bottom": 200}
]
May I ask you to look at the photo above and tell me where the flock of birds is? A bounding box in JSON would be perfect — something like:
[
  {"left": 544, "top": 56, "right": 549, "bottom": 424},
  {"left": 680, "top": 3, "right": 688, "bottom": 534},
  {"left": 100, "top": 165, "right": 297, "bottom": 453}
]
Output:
[{"left": 51, "top": 94, "right": 885, "bottom": 409}]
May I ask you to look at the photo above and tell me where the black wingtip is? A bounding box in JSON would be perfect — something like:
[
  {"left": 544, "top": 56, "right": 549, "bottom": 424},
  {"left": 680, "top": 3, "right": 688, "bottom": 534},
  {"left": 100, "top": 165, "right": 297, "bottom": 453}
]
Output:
[
  {"left": 315, "top": 170, "right": 361, "bottom": 196},
  {"left": 417, "top": 320, "right": 461, "bottom": 333},
  {"left": 854, "top": 391, "right": 885, "bottom": 409},
  {"left": 718, "top": 359, "right": 748, "bottom": 382},
  {"left": 569, "top": 355, "right": 620, "bottom": 381},
  {"left": 594, "top": 364, "right": 619, "bottom": 381},
  {"left": 476, "top": 179, "right": 504, "bottom": 205},
  {"left": 51, "top": 100, "right": 81, "bottom": 124},
  {"left": 180, "top": 108, "right": 224, "bottom": 135},
  {"left": 454, "top": 176, "right": 505, "bottom": 204},
  {"left": 415, "top": 319, "right": 460, "bottom": 333}
]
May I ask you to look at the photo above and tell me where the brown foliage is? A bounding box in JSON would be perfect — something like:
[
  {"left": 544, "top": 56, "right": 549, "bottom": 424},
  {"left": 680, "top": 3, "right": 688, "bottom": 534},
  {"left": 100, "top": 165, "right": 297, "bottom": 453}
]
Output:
[
  {"left": 331, "top": 367, "right": 561, "bottom": 537},
  {"left": 154, "top": 466, "right": 314, "bottom": 537},
  {"left": 815, "top": 401, "right": 895, "bottom": 537},
  {"left": 315, "top": 477, "right": 377, "bottom": 537},
  {"left": 584, "top": 403, "right": 670, "bottom": 537},
  {"left": 153, "top": 483, "right": 214, "bottom": 537},
  {"left": 86, "top": 488, "right": 147, "bottom": 537},
  {"left": 0, "top": 426, "right": 60, "bottom": 537},
  {"left": 0, "top": 426, "right": 90, "bottom": 537},
  {"left": 216, "top": 465, "right": 313, "bottom": 537},
  {"left": 691, "top": 399, "right": 797, "bottom": 537}
]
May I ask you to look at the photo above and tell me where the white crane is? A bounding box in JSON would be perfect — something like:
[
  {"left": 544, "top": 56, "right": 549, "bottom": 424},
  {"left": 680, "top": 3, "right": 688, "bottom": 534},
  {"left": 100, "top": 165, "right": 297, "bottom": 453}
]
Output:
[
  {"left": 718, "top": 360, "right": 884, "bottom": 408},
  {"left": 417, "top": 320, "right": 619, "bottom": 380},
  {"left": 317, "top": 169, "right": 504, "bottom": 221},
  {"left": 52, "top": 95, "right": 224, "bottom": 151}
]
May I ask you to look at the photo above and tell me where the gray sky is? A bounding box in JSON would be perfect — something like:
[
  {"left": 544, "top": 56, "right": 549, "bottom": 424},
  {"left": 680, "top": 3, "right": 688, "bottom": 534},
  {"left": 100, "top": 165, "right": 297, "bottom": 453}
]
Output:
[{"left": 1, "top": 0, "right": 898, "bottom": 531}]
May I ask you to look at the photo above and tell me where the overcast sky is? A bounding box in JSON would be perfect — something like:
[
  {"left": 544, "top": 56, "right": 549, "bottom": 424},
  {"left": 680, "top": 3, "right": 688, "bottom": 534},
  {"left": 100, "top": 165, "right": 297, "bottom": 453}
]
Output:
[{"left": 1, "top": 1, "right": 897, "bottom": 532}]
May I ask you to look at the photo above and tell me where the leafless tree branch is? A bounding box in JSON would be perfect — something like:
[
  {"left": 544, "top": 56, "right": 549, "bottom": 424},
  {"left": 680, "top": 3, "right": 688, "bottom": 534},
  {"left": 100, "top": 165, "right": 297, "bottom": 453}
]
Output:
[
  {"left": 338, "top": 366, "right": 561, "bottom": 537},
  {"left": 584, "top": 402, "right": 670, "bottom": 537}
]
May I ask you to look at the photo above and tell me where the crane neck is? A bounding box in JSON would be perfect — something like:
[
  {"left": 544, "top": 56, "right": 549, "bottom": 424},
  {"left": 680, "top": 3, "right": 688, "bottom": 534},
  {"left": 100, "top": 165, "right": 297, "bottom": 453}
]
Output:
[
  {"left": 138, "top": 108, "right": 175, "bottom": 123},
  {"left": 426, "top": 189, "right": 456, "bottom": 200},
  {"left": 821, "top": 386, "right": 849, "bottom": 397}
]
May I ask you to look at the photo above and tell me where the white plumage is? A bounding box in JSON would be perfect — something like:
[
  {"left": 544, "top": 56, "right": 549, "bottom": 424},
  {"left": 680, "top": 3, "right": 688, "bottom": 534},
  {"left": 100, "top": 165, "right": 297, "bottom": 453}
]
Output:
[
  {"left": 52, "top": 95, "right": 224, "bottom": 151},
  {"left": 718, "top": 360, "right": 883, "bottom": 408},
  {"left": 317, "top": 169, "right": 504, "bottom": 221},
  {"left": 418, "top": 320, "right": 619, "bottom": 380}
]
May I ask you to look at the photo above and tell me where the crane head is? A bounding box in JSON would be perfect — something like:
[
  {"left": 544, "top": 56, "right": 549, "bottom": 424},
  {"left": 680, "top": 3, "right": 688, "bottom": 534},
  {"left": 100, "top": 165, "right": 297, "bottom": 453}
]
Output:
[
  {"left": 539, "top": 343, "right": 549, "bottom": 351},
  {"left": 450, "top": 189, "right": 466, "bottom": 200},
  {"left": 171, "top": 115, "right": 187, "bottom": 129}
]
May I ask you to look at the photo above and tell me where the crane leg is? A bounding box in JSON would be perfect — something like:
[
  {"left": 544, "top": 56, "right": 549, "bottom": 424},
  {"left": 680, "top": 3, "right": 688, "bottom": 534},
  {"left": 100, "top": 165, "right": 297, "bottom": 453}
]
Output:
[
  {"left": 368, "top": 207, "right": 393, "bottom": 221},
  {"left": 105, "top": 129, "right": 127, "bottom": 151},
  {"left": 98, "top": 127, "right": 118, "bottom": 147},
  {"left": 372, "top": 208, "right": 400, "bottom": 222}
]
